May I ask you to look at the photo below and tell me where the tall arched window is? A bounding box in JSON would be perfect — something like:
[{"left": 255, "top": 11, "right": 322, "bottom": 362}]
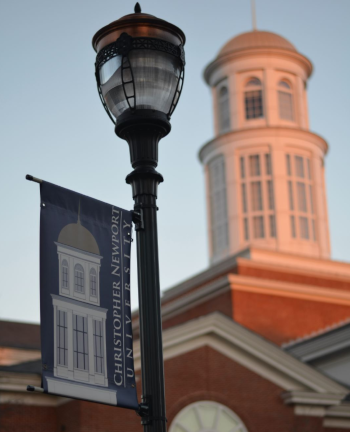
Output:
[
  {"left": 62, "top": 259, "right": 69, "bottom": 289},
  {"left": 74, "top": 264, "right": 84, "bottom": 293},
  {"left": 208, "top": 155, "right": 229, "bottom": 259},
  {"left": 278, "top": 80, "right": 294, "bottom": 121},
  {"left": 286, "top": 153, "right": 316, "bottom": 241},
  {"left": 240, "top": 152, "right": 276, "bottom": 241},
  {"left": 217, "top": 85, "right": 230, "bottom": 133},
  {"left": 244, "top": 77, "right": 263, "bottom": 119},
  {"left": 169, "top": 401, "right": 249, "bottom": 432},
  {"left": 90, "top": 268, "right": 97, "bottom": 297}
]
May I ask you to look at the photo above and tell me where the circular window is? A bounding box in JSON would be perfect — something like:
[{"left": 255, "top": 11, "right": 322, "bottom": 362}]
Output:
[{"left": 169, "top": 401, "right": 248, "bottom": 432}]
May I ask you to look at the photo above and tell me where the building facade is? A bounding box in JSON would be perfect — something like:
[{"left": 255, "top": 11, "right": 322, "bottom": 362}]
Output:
[{"left": 1, "top": 30, "right": 350, "bottom": 432}]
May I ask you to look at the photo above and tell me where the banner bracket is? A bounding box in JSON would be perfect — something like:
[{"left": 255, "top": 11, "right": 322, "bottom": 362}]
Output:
[
  {"left": 27, "top": 385, "right": 44, "bottom": 393},
  {"left": 26, "top": 174, "right": 43, "bottom": 184},
  {"left": 132, "top": 209, "right": 144, "bottom": 231}
]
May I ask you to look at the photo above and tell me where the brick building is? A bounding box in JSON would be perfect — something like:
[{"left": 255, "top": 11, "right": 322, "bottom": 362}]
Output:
[{"left": 1, "top": 28, "right": 350, "bottom": 432}]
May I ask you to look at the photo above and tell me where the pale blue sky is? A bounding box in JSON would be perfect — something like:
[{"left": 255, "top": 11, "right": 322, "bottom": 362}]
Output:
[{"left": 1, "top": 0, "right": 349, "bottom": 323}]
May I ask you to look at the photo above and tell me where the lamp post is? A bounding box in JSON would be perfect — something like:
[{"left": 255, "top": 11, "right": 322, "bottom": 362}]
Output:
[{"left": 92, "top": 4, "right": 186, "bottom": 432}]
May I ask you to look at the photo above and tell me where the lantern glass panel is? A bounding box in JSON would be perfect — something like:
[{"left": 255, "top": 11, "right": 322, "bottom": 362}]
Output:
[{"left": 100, "top": 49, "right": 181, "bottom": 118}]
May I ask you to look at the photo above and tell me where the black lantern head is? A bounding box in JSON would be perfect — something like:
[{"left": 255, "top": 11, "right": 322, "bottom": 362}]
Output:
[{"left": 93, "top": 5, "right": 186, "bottom": 124}]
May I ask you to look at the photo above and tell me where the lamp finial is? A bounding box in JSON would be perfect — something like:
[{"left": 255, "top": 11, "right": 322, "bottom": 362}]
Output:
[{"left": 134, "top": 3, "right": 141, "bottom": 13}]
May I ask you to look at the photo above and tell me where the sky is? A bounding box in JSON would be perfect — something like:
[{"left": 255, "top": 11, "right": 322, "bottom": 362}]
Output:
[{"left": 1, "top": 0, "right": 350, "bottom": 323}]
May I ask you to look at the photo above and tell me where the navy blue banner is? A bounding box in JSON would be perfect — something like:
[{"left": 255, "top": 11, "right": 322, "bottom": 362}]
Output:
[{"left": 39, "top": 181, "right": 138, "bottom": 409}]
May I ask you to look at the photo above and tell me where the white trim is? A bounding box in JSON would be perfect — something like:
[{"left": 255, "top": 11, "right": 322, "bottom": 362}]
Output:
[
  {"left": 228, "top": 273, "right": 350, "bottom": 306},
  {"left": 45, "top": 377, "right": 117, "bottom": 406},
  {"left": 323, "top": 418, "right": 350, "bottom": 429},
  {"left": 283, "top": 391, "right": 344, "bottom": 405},
  {"left": 133, "top": 313, "right": 348, "bottom": 395},
  {"left": 0, "top": 371, "right": 70, "bottom": 406},
  {"left": 294, "top": 405, "right": 325, "bottom": 417},
  {"left": 133, "top": 277, "right": 231, "bottom": 332},
  {"left": 51, "top": 295, "right": 107, "bottom": 317}
]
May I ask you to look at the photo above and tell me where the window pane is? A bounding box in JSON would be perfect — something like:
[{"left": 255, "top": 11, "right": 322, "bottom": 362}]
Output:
[
  {"left": 209, "top": 156, "right": 229, "bottom": 256},
  {"left": 218, "top": 86, "right": 230, "bottom": 133},
  {"left": 265, "top": 154, "right": 272, "bottom": 175},
  {"left": 312, "top": 219, "right": 316, "bottom": 241},
  {"left": 299, "top": 217, "right": 309, "bottom": 239},
  {"left": 73, "top": 314, "right": 88, "bottom": 370},
  {"left": 246, "top": 78, "right": 261, "bottom": 86},
  {"left": 243, "top": 218, "right": 249, "bottom": 240},
  {"left": 288, "top": 181, "right": 294, "bottom": 210},
  {"left": 74, "top": 264, "right": 84, "bottom": 293},
  {"left": 279, "top": 80, "right": 291, "bottom": 89},
  {"left": 307, "top": 159, "right": 311, "bottom": 179},
  {"left": 251, "top": 181, "right": 263, "bottom": 211},
  {"left": 241, "top": 184, "right": 247, "bottom": 213},
  {"left": 249, "top": 155, "right": 260, "bottom": 176},
  {"left": 253, "top": 216, "right": 265, "bottom": 238},
  {"left": 90, "top": 269, "right": 97, "bottom": 297},
  {"left": 278, "top": 91, "right": 294, "bottom": 121},
  {"left": 267, "top": 180, "right": 274, "bottom": 210},
  {"left": 62, "top": 260, "right": 69, "bottom": 289},
  {"left": 93, "top": 319, "right": 104, "bottom": 374},
  {"left": 309, "top": 185, "right": 314, "bottom": 214},
  {"left": 57, "top": 310, "right": 67, "bottom": 367},
  {"left": 286, "top": 154, "right": 292, "bottom": 176},
  {"left": 269, "top": 215, "right": 276, "bottom": 237},
  {"left": 295, "top": 156, "right": 304, "bottom": 178},
  {"left": 240, "top": 156, "right": 245, "bottom": 179},
  {"left": 291, "top": 215, "right": 296, "bottom": 238},
  {"left": 245, "top": 90, "right": 264, "bottom": 119},
  {"left": 297, "top": 182, "right": 307, "bottom": 212}
]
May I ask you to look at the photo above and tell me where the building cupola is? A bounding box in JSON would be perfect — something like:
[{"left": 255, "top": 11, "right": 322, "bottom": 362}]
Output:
[{"left": 199, "top": 30, "right": 330, "bottom": 265}]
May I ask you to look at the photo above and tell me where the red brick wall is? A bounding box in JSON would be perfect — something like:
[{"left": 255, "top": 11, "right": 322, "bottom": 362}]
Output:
[
  {"left": 165, "top": 346, "right": 316, "bottom": 432},
  {"left": 162, "top": 290, "right": 233, "bottom": 331},
  {"left": 233, "top": 290, "right": 350, "bottom": 344},
  {"left": 0, "top": 347, "right": 341, "bottom": 431},
  {"left": 0, "top": 404, "right": 57, "bottom": 432}
]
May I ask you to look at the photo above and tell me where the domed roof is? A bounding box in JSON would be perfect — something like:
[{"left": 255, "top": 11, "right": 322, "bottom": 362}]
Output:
[
  {"left": 58, "top": 220, "right": 100, "bottom": 255},
  {"left": 219, "top": 30, "right": 296, "bottom": 56}
]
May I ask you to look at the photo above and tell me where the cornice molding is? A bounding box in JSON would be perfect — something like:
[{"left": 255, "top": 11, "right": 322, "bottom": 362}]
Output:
[
  {"left": 199, "top": 127, "right": 328, "bottom": 163},
  {"left": 204, "top": 47, "right": 313, "bottom": 84},
  {"left": 228, "top": 274, "right": 350, "bottom": 306},
  {"left": 133, "top": 276, "right": 232, "bottom": 332},
  {"left": 0, "top": 371, "right": 69, "bottom": 406},
  {"left": 133, "top": 313, "right": 347, "bottom": 395}
]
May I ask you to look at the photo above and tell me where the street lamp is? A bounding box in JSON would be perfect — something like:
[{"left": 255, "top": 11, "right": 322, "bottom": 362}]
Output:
[{"left": 92, "top": 4, "right": 186, "bottom": 432}]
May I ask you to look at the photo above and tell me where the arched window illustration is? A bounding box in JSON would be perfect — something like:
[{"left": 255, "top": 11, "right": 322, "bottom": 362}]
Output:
[
  {"left": 278, "top": 80, "right": 294, "bottom": 121},
  {"left": 74, "top": 264, "right": 84, "bottom": 293},
  {"left": 218, "top": 85, "right": 231, "bottom": 133},
  {"left": 90, "top": 268, "right": 97, "bottom": 297},
  {"left": 244, "top": 77, "right": 264, "bottom": 119},
  {"left": 62, "top": 259, "right": 69, "bottom": 289}
]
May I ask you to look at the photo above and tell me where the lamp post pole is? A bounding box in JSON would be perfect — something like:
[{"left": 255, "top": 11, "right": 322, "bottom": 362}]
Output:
[
  {"left": 92, "top": 5, "right": 185, "bottom": 432},
  {"left": 117, "top": 110, "right": 171, "bottom": 432}
]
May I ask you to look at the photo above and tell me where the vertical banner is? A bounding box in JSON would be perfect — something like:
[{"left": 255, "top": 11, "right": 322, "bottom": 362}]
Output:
[{"left": 39, "top": 181, "right": 138, "bottom": 409}]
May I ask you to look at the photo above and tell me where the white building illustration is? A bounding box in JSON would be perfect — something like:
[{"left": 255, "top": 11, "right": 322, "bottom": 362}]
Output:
[{"left": 46, "top": 210, "right": 116, "bottom": 405}]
